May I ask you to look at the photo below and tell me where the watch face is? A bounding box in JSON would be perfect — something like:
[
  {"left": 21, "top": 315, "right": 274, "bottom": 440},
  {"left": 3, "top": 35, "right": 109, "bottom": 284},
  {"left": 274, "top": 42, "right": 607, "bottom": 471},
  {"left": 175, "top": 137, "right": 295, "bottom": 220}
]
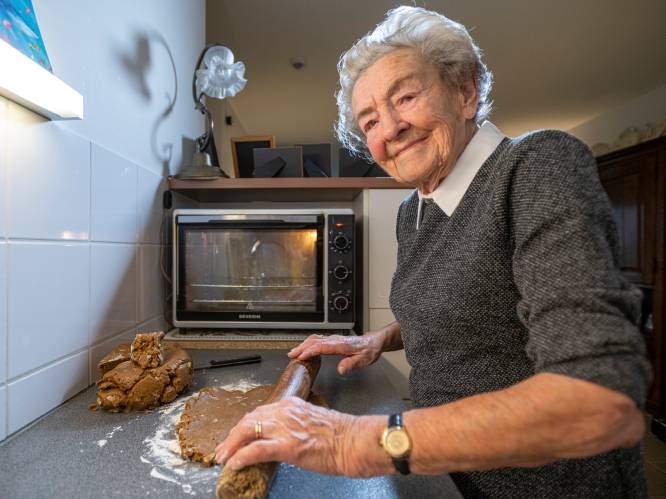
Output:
[{"left": 385, "top": 429, "right": 411, "bottom": 457}]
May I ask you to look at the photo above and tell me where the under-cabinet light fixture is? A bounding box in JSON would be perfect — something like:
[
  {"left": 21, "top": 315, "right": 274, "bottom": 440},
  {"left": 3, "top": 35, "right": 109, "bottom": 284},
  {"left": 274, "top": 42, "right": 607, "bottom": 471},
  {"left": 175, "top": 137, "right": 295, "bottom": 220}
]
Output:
[{"left": 0, "top": 39, "right": 83, "bottom": 120}]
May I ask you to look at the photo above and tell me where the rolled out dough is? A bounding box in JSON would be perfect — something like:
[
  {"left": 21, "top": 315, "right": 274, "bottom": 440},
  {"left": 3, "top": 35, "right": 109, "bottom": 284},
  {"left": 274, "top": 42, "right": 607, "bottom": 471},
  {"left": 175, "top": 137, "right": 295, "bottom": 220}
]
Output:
[
  {"left": 177, "top": 385, "right": 273, "bottom": 466},
  {"left": 177, "top": 386, "right": 326, "bottom": 466}
]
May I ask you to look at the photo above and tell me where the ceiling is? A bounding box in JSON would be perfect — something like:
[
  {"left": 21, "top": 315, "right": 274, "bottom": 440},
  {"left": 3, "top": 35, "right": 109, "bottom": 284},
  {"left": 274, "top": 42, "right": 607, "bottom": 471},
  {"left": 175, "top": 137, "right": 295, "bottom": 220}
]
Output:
[{"left": 207, "top": 0, "right": 666, "bottom": 146}]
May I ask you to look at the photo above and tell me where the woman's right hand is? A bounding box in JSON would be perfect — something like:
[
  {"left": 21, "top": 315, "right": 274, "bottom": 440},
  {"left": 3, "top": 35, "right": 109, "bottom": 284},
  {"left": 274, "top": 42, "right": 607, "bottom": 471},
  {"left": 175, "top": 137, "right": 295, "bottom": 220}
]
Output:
[{"left": 287, "top": 332, "right": 385, "bottom": 375}]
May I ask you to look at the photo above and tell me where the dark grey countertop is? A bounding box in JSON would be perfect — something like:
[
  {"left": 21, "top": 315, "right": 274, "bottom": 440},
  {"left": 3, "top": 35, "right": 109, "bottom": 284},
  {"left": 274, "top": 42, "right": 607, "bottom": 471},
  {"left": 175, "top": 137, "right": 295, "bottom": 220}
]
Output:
[{"left": 0, "top": 350, "right": 462, "bottom": 499}]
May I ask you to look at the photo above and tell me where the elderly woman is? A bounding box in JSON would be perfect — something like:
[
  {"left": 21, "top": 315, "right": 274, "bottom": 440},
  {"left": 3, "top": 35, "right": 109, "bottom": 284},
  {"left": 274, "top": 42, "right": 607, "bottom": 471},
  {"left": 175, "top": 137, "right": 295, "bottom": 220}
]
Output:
[{"left": 215, "top": 6, "right": 650, "bottom": 497}]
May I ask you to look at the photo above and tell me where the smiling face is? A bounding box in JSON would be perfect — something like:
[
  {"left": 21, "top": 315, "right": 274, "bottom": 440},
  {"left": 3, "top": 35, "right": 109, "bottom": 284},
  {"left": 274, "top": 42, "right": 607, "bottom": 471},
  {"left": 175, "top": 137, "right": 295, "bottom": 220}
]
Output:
[{"left": 351, "top": 48, "right": 478, "bottom": 193}]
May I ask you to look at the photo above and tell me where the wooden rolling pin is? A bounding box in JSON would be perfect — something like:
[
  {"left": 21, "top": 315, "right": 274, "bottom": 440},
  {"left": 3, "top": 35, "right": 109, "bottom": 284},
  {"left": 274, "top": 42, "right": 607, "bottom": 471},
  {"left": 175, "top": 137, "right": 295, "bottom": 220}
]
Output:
[{"left": 216, "top": 357, "right": 321, "bottom": 499}]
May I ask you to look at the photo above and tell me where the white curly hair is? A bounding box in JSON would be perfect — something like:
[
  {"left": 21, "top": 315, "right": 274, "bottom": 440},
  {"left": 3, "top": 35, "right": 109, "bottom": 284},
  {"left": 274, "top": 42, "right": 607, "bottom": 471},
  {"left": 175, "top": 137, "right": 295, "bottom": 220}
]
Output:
[{"left": 335, "top": 6, "right": 493, "bottom": 160}]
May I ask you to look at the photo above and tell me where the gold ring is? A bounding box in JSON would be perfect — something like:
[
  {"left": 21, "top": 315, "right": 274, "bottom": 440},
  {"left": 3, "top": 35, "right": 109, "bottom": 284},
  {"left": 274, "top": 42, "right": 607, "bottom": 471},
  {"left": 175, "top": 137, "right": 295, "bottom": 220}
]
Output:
[{"left": 254, "top": 421, "right": 263, "bottom": 440}]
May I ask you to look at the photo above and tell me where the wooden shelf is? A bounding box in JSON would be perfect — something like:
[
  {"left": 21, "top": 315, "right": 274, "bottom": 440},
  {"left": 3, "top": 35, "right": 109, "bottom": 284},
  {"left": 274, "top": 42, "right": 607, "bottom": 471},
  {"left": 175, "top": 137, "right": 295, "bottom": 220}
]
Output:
[
  {"left": 165, "top": 338, "right": 302, "bottom": 350},
  {"left": 167, "top": 176, "right": 410, "bottom": 202}
]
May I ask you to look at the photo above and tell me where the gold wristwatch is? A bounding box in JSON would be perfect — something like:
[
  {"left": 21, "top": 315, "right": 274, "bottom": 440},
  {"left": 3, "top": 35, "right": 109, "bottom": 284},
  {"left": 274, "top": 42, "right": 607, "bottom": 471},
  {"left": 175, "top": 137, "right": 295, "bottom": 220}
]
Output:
[{"left": 380, "top": 413, "right": 412, "bottom": 474}]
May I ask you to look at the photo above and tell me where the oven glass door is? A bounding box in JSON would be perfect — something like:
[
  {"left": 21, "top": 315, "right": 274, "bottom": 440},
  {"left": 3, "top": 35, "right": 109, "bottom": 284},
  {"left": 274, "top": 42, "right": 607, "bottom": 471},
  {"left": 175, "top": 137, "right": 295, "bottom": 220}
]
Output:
[{"left": 177, "top": 215, "right": 324, "bottom": 323}]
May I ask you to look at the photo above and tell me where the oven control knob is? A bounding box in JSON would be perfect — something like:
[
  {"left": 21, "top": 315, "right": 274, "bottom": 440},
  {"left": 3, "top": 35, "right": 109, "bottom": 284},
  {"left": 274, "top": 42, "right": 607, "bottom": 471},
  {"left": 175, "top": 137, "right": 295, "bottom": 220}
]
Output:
[
  {"left": 332, "top": 295, "right": 350, "bottom": 313},
  {"left": 332, "top": 265, "right": 351, "bottom": 281},
  {"left": 332, "top": 233, "right": 351, "bottom": 252}
]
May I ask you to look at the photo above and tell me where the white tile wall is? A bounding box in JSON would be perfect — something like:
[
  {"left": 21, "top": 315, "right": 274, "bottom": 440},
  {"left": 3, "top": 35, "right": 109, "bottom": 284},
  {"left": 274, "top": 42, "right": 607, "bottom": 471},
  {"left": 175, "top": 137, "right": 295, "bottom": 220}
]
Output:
[
  {"left": 0, "top": 99, "right": 5, "bottom": 403},
  {"left": 8, "top": 242, "right": 90, "bottom": 378},
  {"left": 0, "top": 0, "right": 205, "bottom": 443},
  {"left": 139, "top": 244, "right": 162, "bottom": 322},
  {"left": 139, "top": 315, "right": 168, "bottom": 334},
  {"left": 0, "top": 385, "right": 6, "bottom": 441},
  {"left": 7, "top": 350, "right": 88, "bottom": 434},
  {"left": 6, "top": 103, "right": 91, "bottom": 241},
  {"left": 0, "top": 243, "right": 7, "bottom": 384},
  {"left": 89, "top": 243, "right": 138, "bottom": 345},
  {"left": 137, "top": 167, "right": 165, "bottom": 244},
  {"left": 91, "top": 144, "right": 138, "bottom": 243},
  {"left": 0, "top": 96, "right": 7, "bottom": 238},
  {"left": 0, "top": 113, "right": 171, "bottom": 440}
]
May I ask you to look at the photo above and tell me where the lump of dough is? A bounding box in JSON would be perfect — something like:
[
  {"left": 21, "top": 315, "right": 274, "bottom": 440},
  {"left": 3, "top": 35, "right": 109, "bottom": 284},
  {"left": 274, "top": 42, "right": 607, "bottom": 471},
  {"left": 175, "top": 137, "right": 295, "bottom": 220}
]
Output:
[
  {"left": 102, "top": 360, "right": 145, "bottom": 392},
  {"left": 130, "top": 331, "right": 165, "bottom": 369},
  {"left": 97, "top": 343, "right": 130, "bottom": 374},
  {"left": 96, "top": 388, "right": 127, "bottom": 411},
  {"left": 161, "top": 385, "right": 178, "bottom": 404},
  {"left": 96, "top": 334, "right": 192, "bottom": 412},
  {"left": 128, "top": 370, "right": 170, "bottom": 411}
]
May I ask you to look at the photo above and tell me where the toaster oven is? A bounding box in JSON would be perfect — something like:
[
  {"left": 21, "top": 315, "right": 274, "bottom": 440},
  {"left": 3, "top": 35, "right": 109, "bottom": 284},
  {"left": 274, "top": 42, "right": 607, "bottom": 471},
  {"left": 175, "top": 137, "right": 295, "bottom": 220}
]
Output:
[{"left": 172, "top": 208, "right": 355, "bottom": 330}]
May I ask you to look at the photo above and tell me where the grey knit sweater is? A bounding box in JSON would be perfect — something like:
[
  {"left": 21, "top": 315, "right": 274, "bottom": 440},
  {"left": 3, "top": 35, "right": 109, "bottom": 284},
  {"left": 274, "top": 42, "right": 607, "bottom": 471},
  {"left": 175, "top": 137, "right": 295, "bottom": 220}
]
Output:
[{"left": 389, "top": 130, "right": 650, "bottom": 498}]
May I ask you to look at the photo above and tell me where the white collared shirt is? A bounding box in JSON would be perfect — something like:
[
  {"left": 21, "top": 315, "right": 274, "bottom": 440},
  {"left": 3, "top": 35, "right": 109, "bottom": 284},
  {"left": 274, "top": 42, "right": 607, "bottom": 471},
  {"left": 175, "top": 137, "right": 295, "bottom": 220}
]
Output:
[{"left": 416, "top": 121, "right": 505, "bottom": 229}]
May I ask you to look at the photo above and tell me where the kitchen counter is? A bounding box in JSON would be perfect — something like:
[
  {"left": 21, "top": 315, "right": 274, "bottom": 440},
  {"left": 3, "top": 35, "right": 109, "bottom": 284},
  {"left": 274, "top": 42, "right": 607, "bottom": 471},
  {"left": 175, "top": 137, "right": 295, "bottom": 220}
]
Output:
[{"left": 0, "top": 350, "right": 462, "bottom": 498}]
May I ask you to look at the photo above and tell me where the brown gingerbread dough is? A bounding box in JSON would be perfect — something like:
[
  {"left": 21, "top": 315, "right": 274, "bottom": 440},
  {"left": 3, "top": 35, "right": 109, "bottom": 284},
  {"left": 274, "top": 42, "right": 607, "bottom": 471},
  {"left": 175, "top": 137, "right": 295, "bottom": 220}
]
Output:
[
  {"left": 177, "top": 386, "right": 327, "bottom": 466},
  {"left": 131, "top": 331, "right": 165, "bottom": 368},
  {"left": 177, "top": 385, "right": 273, "bottom": 465},
  {"left": 97, "top": 343, "right": 131, "bottom": 374},
  {"left": 95, "top": 337, "right": 192, "bottom": 412}
]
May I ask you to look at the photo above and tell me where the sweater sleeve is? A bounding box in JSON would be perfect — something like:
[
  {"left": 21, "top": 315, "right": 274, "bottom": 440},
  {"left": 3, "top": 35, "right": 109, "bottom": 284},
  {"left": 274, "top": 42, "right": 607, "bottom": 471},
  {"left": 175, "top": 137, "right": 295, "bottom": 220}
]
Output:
[{"left": 508, "top": 130, "right": 651, "bottom": 407}]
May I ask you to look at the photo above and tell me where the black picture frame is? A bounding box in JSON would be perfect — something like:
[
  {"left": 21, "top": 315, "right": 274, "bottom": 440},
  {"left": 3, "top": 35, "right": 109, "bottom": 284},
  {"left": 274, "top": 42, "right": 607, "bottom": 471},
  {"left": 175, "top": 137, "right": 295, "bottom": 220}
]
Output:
[
  {"left": 297, "top": 143, "right": 331, "bottom": 177},
  {"left": 338, "top": 148, "right": 388, "bottom": 177},
  {"left": 253, "top": 147, "right": 303, "bottom": 178},
  {"left": 231, "top": 136, "right": 276, "bottom": 178}
]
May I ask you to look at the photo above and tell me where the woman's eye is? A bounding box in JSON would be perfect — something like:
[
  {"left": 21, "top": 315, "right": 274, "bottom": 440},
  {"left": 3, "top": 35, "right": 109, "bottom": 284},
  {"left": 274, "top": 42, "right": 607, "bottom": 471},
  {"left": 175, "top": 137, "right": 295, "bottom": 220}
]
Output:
[
  {"left": 364, "top": 120, "right": 378, "bottom": 132},
  {"left": 399, "top": 94, "right": 415, "bottom": 105}
]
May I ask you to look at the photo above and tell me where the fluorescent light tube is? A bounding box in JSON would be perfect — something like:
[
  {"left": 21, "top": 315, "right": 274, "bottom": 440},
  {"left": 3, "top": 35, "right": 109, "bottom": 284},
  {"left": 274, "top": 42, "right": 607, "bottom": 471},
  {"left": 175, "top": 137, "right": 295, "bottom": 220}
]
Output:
[{"left": 0, "top": 39, "right": 83, "bottom": 120}]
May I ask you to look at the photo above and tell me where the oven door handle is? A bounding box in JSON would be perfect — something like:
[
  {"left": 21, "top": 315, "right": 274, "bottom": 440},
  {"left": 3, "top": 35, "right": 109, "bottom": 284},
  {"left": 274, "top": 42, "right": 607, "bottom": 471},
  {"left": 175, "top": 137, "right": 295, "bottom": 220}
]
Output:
[{"left": 204, "top": 220, "right": 316, "bottom": 229}]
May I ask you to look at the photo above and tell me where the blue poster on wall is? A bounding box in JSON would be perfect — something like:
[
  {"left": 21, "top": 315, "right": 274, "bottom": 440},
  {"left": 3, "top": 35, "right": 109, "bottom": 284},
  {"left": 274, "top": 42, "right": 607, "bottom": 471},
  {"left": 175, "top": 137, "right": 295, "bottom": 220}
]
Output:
[{"left": 0, "top": 0, "right": 52, "bottom": 72}]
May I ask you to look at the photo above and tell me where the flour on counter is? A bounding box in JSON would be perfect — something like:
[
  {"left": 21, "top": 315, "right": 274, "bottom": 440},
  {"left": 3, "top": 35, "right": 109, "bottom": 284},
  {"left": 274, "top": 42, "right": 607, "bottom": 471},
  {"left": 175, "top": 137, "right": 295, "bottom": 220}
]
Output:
[
  {"left": 141, "top": 378, "right": 261, "bottom": 496},
  {"left": 106, "top": 425, "right": 123, "bottom": 439},
  {"left": 218, "top": 379, "right": 262, "bottom": 393},
  {"left": 94, "top": 424, "right": 123, "bottom": 449}
]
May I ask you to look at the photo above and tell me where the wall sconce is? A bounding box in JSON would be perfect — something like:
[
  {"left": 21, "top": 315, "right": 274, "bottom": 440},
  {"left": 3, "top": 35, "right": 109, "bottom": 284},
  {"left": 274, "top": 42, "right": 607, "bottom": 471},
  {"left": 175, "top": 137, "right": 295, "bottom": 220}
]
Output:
[
  {"left": 0, "top": 39, "right": 83, "bottom": 120},
  {"left": 176, "top": 44, "right": 246, "bottom": 179}
]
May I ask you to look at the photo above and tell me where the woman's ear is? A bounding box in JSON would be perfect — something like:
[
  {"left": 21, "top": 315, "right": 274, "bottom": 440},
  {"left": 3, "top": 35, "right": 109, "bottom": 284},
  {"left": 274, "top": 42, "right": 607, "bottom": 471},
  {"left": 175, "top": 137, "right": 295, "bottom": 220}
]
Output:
[{"left": 460, "top": 78, "right": 479, "bottom": 120}]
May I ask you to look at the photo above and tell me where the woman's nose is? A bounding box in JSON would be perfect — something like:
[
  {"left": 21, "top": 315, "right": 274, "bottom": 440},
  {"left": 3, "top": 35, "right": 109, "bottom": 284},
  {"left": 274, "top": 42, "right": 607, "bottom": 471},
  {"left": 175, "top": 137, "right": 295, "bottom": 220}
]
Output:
[{"left": 381, "top": 109, "right": 408, "bottom": 142}]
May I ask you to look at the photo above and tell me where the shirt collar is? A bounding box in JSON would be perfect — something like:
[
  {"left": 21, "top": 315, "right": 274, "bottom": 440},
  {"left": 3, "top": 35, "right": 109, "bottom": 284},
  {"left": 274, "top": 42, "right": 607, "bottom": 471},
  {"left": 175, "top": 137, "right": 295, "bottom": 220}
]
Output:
[{"left": 417, "top": 121, "right": 505, "bottom": 217}]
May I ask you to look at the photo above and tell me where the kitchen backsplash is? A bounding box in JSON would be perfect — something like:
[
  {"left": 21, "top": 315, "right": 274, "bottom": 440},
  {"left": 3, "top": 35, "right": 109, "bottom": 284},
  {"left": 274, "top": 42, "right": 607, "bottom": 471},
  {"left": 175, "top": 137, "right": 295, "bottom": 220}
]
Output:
[{"left": 0, "top": 96, "right": 197, "bottom": 440}]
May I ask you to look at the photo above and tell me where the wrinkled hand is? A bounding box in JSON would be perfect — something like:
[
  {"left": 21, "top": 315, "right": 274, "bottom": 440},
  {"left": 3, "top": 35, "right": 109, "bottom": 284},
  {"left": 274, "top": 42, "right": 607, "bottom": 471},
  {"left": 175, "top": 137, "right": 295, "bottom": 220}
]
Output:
[
  {"left": 287, "top": 333, "right": 383, "bottom": 375},
  {"left": 214, "top": 396, "right": 374, "bottom": 476}
]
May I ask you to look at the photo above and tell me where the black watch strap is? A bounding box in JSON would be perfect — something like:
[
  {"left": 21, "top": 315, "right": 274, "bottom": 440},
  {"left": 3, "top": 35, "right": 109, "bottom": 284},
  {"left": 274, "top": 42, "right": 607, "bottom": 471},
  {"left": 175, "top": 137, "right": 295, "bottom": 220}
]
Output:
[
  {"left": 389, "top": 413, "right": 402, "bottom": 427},
  {"left": 389, "top": 413, "right": 411, "bottom": 475}
]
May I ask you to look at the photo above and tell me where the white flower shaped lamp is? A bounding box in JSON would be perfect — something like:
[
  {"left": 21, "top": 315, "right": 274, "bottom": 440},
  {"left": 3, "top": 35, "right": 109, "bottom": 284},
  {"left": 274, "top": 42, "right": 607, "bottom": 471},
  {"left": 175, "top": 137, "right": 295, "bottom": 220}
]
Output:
[{"left": 177, "top": 44, "right": 247, "bottom": 179}]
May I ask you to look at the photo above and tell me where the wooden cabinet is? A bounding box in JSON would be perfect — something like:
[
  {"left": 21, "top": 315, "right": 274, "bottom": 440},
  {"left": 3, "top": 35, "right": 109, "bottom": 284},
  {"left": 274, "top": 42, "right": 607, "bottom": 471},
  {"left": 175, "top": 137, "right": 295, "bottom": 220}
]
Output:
[
  {"left": 599, "top": 147, "right": 657, "bottom": 284},
  {"left": 598, "top": 137, "right": 666, "bottom": 416}
]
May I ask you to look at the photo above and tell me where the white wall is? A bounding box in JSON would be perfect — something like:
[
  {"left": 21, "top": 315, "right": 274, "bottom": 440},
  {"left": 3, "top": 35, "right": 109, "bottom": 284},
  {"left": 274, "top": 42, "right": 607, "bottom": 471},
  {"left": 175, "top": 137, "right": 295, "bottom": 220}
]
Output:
[
  {"left": 0, "top": 1, "right": 205, "bottom": 440},
  {"left": 568, "top": 84, "right": 666, "bottom": 148}
]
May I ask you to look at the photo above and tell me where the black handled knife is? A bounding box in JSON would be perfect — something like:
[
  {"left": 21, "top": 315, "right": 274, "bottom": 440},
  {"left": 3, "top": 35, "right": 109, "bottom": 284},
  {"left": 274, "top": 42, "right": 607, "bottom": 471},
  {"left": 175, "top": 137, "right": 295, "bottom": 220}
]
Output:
[{"left": 194, "top": 355, "right": 262, "bottom": 371}]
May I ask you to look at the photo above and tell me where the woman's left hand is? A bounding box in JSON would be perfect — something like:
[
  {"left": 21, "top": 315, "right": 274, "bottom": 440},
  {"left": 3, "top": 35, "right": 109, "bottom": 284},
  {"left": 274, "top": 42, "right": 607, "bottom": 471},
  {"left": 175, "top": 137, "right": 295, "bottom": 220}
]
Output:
[{"left": 214, "top": 396, "right": 386, "bottom": 477}]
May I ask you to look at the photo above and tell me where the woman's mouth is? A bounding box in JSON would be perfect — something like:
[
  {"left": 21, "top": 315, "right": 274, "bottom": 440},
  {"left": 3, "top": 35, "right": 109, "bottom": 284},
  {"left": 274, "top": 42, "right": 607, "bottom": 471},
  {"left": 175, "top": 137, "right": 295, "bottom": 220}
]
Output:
[{"left": 395, "top": 137, "right": 428, "bottom": 157}]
